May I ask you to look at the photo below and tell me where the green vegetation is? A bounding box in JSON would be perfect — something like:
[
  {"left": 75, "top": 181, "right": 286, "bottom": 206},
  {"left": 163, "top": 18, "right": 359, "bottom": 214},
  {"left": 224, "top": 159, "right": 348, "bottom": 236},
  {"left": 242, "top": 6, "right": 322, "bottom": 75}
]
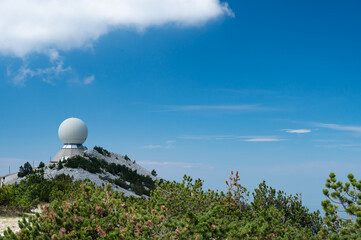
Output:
[
  {"left": 94, "top": 146, "right": 111, "bottom": 157},
  {"left": 64, "top": 155, "right": 107, "bottom": 174},
  {"left": 151, "top": 169, "right": 157, "bottom": 177},
  {"left": 17, "top": 162, "right": 33, "bottom": 178},
  {"left": 38, "top": 162, "right": 45, "bottom": 168},
  {"left": 0, "top": 171, "right": 326, "bottom": 239},
  {"left": 98, "top": 175, "right": 130, "bottom": 190},
  {"left": 2, "top": 166, "right": 361, "bottom": 238},
  {"left": 318, "top": 172, "right": 361, "bottom": 239},
  {"left": 57, "top": 160, "right": 64, "bottom": 170},
  {"left": 63, "top": 154, "right": 155, "bottom": 196},
  {"left": 0, "top": 170, "right": 78, "bottom": 212}
]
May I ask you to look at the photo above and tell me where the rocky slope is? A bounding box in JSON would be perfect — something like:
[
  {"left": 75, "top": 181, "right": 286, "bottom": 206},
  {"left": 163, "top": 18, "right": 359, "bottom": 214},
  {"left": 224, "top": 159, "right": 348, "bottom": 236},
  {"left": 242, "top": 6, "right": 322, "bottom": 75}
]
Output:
[{"left": 8, "top": 148, "right": 161, "bottom": 198}]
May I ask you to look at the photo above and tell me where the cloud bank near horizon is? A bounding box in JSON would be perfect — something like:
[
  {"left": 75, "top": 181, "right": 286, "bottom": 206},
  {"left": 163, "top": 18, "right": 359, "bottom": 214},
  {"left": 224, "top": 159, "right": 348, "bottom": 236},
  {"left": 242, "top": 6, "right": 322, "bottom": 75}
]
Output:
[{"left": 0, "top": 0, "right": 233, "bottom": 57}]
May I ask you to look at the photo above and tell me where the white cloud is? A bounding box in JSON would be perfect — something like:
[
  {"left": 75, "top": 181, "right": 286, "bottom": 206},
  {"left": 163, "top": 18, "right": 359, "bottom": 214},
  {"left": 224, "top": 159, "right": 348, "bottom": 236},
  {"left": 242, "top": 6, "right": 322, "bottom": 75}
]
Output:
[
  {"left": 48, "top": 49, "right": 60, "bottom": 62},
  {"left": 83, "top": 75, "right": 95, "bottom": 85},
  {"left": 7, "top": 58, "right": 71, "bottom": 86},
  {"left": 0, "top": 0, "right": 233, "bottom": 57},
  {"left": 316, "top": 123, "right": 361, "bottom": 133},
  {"left": 143, "top": 140, "right": 176, "bottom": 149},
  {"left": 283, "top": 129, "right": 311, "bottom": 134},
  {"left": 243, "top": 138, "right": 284, "bottom": 142}
]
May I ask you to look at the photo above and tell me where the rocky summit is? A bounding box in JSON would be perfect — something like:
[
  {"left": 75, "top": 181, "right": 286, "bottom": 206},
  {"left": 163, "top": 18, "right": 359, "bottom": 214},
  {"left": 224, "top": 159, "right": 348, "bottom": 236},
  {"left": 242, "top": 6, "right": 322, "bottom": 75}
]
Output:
[{"left": 4, "top": 147, "right": 161, "bottom": 198}]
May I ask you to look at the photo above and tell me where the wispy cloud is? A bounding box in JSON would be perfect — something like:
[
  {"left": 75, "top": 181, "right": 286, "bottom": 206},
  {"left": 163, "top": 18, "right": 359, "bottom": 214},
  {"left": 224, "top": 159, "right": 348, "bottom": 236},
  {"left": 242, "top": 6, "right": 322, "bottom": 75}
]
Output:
[
  {"left": 137, "top": 160, "right": 201, "bottom": 168},
  {"left": 178, "top": 135, "right": 285, "bottom": 142},
  {"left": 282, "top": 129, "right": 311, "bottom": 134},
  {"left": 7, "top": 50, "right": 97, "bottom": 86},
  {"left": 83, "top": 75, "right": 95, "bottom": 85},
  {"left": 315, "top": 123, "right": 361, "bottom": 134},
  {"left": 243, "top": 138, "right": 284, "bottom": 142},
  {"left": 7, "top": 53, "right": 71, "bottom": 86},
  {"left": 143, "top": 140, "right": 175, "bottom": 149},
  {"left": 154, "top": 104, "right": 275, "bottom": 112}
]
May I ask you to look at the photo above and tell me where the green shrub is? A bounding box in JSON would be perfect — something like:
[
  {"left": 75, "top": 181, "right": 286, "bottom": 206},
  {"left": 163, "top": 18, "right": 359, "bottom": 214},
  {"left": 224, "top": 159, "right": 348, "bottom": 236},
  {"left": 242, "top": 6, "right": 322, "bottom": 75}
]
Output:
[
  {"left": 0, "top": 170, "right": 79, "bottom": 212},
  {"left": 57, "top": 161, "right": 64, "bottom": 170},
  {"left": 251, "top": 180, "right": 322, "bottom": 235},
  {"left": 17, "top": 162, "right": 33, "bottom": 178},
  {"left": 0, "top": 184, "right": 16, "bottom": 206},
  {"left": 226, "top": 171, "right": 322, "bottom": 236},
  {"left": 124, "top": 154, "right": 131, "bottom": 161},
  {"left": 94, "top": 146, "right": 111, "bottom": 157},
  {"left": 318, "top": 172, "right": 361, "bottom": 239},
  {"left": 2, "top": 170, "right": 338, "bottom": 239},
  {"left": 38, "top": 162, "right": 45, "bottom": 168},
  {"left": 64, "top": 155, "right": 106, "bottom": 174},
  {"left": 99, "top": 175, "right": 130, "bottom": 190},
  {"left": 64, "top": 154, "right": 156, "bottom": 196},
  {"left": 113, "top": 178, "right": 130, "bottom": 190},
  {"left": 1, "top": 174, "right": 318, "bottom": 239}
]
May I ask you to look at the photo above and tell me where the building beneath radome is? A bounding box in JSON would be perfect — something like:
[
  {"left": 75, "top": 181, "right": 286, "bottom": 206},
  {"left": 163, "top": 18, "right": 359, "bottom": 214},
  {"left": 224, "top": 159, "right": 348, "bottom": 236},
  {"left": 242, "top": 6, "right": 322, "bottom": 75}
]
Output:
[{"left": 51, "top": 117, "right": 88, "bottom": 163}]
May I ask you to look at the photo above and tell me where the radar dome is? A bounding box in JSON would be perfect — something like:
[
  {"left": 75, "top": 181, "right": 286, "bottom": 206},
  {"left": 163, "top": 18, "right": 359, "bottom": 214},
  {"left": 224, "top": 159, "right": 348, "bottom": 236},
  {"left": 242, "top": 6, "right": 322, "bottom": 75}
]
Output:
[{"left": 58, "top": 118, "right": 88, "bottom": 144}]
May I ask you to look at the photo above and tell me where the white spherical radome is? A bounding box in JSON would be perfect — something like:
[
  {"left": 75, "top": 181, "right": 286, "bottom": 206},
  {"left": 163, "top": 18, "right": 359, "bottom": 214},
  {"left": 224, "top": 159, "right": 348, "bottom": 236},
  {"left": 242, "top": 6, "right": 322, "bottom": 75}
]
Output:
[{"left": 58, "top": 118, "right": 88, "bottom": 144}]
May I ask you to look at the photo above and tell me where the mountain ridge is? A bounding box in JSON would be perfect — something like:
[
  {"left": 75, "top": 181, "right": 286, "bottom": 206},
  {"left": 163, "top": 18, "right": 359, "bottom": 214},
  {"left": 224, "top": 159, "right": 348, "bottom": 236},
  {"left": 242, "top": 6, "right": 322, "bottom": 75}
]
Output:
[{"left": 3, "top": 147, "right": 161, "bottom": 198}]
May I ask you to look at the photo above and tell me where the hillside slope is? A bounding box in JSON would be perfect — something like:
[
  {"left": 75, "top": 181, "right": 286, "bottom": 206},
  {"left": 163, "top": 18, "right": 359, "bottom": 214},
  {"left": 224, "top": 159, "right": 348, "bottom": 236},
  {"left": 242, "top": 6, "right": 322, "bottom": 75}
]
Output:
[{"left": 10, "top": 147, "right": 161, "bottom": 197}]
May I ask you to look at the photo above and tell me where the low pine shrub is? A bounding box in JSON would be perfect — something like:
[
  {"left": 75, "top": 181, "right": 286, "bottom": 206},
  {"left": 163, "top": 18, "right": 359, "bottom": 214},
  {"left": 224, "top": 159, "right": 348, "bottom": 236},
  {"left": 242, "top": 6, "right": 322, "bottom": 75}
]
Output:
[
  {"left": 1, "top": 174, "right": 321, "bottom": 239},
  {"left": 94, "top": 146, "right": 111, "bottom": 157}
]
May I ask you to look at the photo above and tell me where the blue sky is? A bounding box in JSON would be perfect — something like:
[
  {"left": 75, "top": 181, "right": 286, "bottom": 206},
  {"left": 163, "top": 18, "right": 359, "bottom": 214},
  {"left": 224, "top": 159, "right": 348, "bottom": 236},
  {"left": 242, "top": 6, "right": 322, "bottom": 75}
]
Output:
[{"left": 1, "top": 0, "right": 361, "bottom": 212}]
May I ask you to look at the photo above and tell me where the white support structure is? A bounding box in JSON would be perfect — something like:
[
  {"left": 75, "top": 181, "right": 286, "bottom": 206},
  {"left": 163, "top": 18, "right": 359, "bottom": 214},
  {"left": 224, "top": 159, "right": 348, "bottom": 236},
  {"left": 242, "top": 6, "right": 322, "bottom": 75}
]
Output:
[{"left": 50, "top": 144, "right": 87, "bottom": 163}]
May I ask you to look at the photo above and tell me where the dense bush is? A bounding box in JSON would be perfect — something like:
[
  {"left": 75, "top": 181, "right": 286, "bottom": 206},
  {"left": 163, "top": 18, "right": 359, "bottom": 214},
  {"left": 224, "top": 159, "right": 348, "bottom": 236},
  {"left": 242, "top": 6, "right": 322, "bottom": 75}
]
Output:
[
  {"left": 0, "top": 184, "right": 16, "bottom": 207},
  {"left": 1, "top": 173, "right": 322, "bottom": 239},
  {"left": 318, "top": 172, "right": 361, "bottom": 239},
  {"left": 38, "top": 162, "right": 45, "bottom": 168},
  {"left": 17, "top": 162, "right": 33, "bottom": 178},
  {"left": 64, "top": 154, "right": 156, "bottom": 196},
  {"left": 251, "top": 181, "right": 322, "bottom": 234},
  {"left": 3, "top": 170, "right": 361, "bottom": 239},
  {"left": 64, "top": 155, "right": 107, "bottom": 174},
  {"left": 98, "top": 175, "right": 130, "bottom": 190},
  {"left": 57, "top": 161, "right": 64, "bottom": 170},
  {"left": 0, "top": 170, "right": 78, "bottom": 212},
  {"left": 94, "top": 146, "right": 111, "bottom": 157}
]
